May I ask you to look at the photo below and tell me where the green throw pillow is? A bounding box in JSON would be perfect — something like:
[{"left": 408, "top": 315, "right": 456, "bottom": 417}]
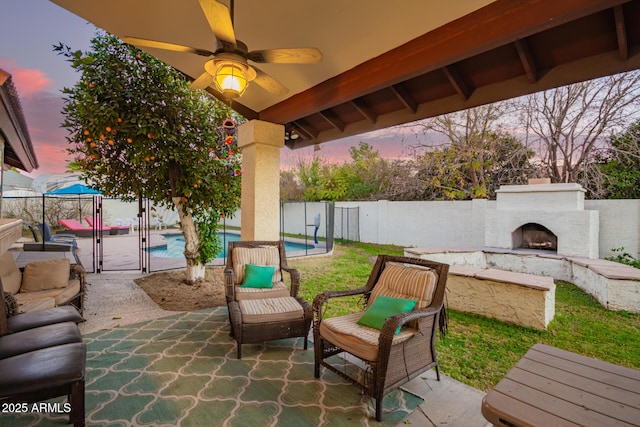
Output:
[
  {"left": 357, "top": 296, "right": 417, "bottom": 335},
  {"left": 240, "top": 264, "right": 275, "bottom": 288}
]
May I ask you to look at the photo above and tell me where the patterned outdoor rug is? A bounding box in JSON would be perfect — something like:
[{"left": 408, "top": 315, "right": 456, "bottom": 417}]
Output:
[{"left": 2, "top": 308, "right": 422, "bottom": 426}]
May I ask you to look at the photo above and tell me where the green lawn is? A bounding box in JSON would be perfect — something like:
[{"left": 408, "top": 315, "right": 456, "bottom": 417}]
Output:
[{"left": 289, "top": 241, "right": 640, "bottom": 391}]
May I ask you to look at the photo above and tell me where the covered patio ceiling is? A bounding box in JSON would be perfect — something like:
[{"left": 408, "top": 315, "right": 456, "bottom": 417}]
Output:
[{"left": 51, "top": 0, "right": 640, "bottom": 150}]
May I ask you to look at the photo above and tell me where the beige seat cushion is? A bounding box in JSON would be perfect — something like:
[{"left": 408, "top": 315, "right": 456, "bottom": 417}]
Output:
[
  {"left": 14, "top": 280, "right": 80, "bottom": 306},
  {"left": 369, "top": 262, "right": 438, "bottom": 310},
  {"left": 232, "top": 247, "right": 282, "bottom": 285},
  {"left": 21, "top": 259, "right": 71, "bottom": 292},
  {"left": 320, "top": 312, "right": 416, "bottom": 361},
  {"left": 234, "top": 281, "right": 290, "bottom": 300},
  {"left": 239, "top": 296, "right": 304, "bottom": 324},
  {"left": 0, "top": 252, "right": 22, "bottom": 295},
  {"left": 14, "top": 295, "right": 57, "bottom": 314}
]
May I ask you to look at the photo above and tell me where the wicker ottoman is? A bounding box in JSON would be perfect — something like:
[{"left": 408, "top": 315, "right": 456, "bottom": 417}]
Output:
[{"left": 228, "top": 296, "right": 312, "bottom": 359}]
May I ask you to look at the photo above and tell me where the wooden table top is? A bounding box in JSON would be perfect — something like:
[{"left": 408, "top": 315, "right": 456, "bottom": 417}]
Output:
[{"left": 482, "top": 343, "right": 640, "bottom": 427}]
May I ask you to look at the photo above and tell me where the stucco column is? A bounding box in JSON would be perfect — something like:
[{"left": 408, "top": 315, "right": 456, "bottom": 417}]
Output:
[{"left": 237, "top": 120, "right": 284, "bottom": 241}]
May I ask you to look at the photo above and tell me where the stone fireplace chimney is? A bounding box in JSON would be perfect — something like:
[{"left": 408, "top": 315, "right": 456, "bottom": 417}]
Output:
[{"left": 485, "top": 183, "right": 599, "bottom": 258}]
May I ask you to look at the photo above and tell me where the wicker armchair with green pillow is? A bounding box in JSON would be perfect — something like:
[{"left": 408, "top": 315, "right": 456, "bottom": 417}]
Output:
[
  {"left": 313, "top": 255, "right": 449, "bottom": 421},
  {"left": 224, "top": 241, "right": 312, "bottom": 359}
]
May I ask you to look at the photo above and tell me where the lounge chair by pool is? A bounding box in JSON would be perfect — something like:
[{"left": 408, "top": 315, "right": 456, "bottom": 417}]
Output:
[
  {"left": 58, "top": 219, "right": 94, "bottom": 237},
  {"left": 84, "top": 216, "right": 130, "bottom": 235}
]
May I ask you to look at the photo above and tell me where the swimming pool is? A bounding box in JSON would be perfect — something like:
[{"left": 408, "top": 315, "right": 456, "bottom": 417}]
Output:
[{"left": 147, "top": 232, "right": 313, "bottom": 258}]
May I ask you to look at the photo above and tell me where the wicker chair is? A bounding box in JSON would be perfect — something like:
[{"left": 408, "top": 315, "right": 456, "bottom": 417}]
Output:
[
  {"left": 224, "top": 240, "right": 312, "bottom": 359},
  {"left": 313, "top": 255, "right": 449, "bottom": 421},
  {"left": 0, "top": 252, "right": 86, "bottom": 317}
]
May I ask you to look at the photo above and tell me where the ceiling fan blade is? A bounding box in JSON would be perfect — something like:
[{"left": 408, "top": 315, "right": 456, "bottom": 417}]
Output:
[
  {"left": 198, "top": 0, "right": 237, "bottom": 49},
  {"left": 121, "top": 36, "right": 214, "bottom": 57},
  {"left": 189, "top": 71, "right": 214, "bottom": 90},
  {"left": 252, "top": 67, "right": 289, "bottom": 96},
  {"left": 247, "top": 48, "right": 323, "bottom": 64}
]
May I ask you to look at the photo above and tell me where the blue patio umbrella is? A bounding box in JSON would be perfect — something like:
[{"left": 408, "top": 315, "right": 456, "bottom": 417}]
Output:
[
  {"left": 46, "top": 183, "right": 101, "bottom": 195},
  {"left": 46, "top": 183, "right": 101, "bottom": 221}
]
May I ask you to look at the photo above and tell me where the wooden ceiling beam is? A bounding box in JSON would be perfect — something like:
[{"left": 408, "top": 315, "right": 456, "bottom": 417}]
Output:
[
  {"left": 442, "top": 65, "right": 472, "bottom": 100},
  {"left": 318, "top": 109, "right": 345, "bottom": 132},
  {"left": 260, "top": 0, "right": 628, "bottom": 124},
  {"left": 514, "top": 39, "right": 538, "bottom": 83},
  {"left": 613, "top": 5, "right": 628, "bottom": 60},
  {"left": 390, "top": 84, "right": 418, "bottom": 113},
  {"left": 292, "top": 120, "right": 318, "bottom": 139},
  {"left": 351, "top": 99, "right": 377, "bottom": 124}
]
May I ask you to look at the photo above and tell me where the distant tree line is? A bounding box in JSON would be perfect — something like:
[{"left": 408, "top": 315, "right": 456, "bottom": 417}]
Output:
[{"left": 281, "top": 71, "right": 640, "bottom": 201}]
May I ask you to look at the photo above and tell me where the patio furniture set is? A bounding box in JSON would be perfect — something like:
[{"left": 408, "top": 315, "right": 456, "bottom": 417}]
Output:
[
  {"left": 225, "top": 240, "right": 450, "bottom": 421},
  {"left": 2, "top": 239, "right": 638, "bottom": 425}
]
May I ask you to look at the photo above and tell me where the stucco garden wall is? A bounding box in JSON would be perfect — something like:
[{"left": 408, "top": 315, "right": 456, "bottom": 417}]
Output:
[
  {"left": 225, "top": 198, "right": 640, "bottom": 260},
  {"left": 333, "top": 199, "right": 639, "bottom": 260}
]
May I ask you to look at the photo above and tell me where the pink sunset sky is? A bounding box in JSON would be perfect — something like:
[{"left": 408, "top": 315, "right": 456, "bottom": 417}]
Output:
[{"left": 1, "top": 1, "right": 425, "bottom": 178}]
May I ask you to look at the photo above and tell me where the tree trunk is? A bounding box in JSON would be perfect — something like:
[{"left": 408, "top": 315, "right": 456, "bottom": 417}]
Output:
[{"left": 173, "top": 196, "right": 205, "bottom": 284}]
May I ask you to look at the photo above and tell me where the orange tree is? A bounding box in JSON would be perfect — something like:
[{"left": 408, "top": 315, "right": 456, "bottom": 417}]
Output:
[{"left": 56, "top": 32, "right": 242, "bottom": 283}]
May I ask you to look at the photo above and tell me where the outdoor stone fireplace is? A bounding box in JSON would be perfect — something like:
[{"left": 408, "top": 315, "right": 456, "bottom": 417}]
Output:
[
  {"left": 513, "top": 223, "right": 558, "bottom": 250},
  {"left": 485, "top": 183, "right": 599, "bottom": 258}
]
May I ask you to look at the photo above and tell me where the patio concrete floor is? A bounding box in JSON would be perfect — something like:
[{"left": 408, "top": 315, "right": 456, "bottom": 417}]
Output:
[{"left": 79, "top": 257, "right": 491, "bottom": 426}]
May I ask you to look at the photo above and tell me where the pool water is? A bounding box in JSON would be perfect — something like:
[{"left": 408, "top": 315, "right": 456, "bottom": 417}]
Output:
[{"left": 148, "top": 232, "right": 313, "bottom": 258}]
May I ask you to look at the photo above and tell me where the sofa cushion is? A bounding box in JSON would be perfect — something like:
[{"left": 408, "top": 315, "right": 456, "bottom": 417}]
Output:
[
  {"left": 238, "top": 296, "right": 304, "bottom": 324},
  {"left": 21, "top": 259, "right": 71, "bottom": 292},
  {"left": 6, "top": 306, "right": 84, "bottom": 334},
  {"left": 232, "top": 247, "right": 282, "bottom": 284},
  {"left": 0, "top": 322, "right": 82, "bottom": 360},
  {"left": 0, "top": 342, "right": 86, "bottom": 396},
  {"left": 369, "top": 262, "right": 438, "bottom": 310},
  {"left": 13, "top": 280, "right": 80, "bottom": 306},
  {"left": 234, "top": 281, "right": 290, "bottom": 301},
  {"left": 0, "top": 252, "right": 22, "bottom": 295},
  {"left": 320, "top": 312, "right": 416, "bottom": 361},
  {"left": 13, "top": 296, "right": 56, "bottom": 314}
]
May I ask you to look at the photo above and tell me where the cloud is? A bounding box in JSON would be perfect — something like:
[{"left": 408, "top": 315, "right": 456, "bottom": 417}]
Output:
[
  {"left": 0, "top": 58, "right": 52, "bottom": 98},
  {"left": 19, "top": 91, "right": 71, "bottom": 176}
]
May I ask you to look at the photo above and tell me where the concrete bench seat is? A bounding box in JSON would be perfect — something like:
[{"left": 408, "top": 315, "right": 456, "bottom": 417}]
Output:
[
  {"left": 446, "top": 265, "right": 555, "bottom": 330},
  {"left": 406, "top": 247, "right": 640, "bottom": 314}
]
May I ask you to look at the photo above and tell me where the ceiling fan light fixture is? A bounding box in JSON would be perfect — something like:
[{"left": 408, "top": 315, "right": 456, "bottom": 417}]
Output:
[{"left": 213, "top": 61, "right": 249, "bottom": 98}]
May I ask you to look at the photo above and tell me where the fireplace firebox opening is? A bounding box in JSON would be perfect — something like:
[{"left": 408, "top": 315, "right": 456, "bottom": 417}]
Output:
[{"left": 512, "top": 223, "right": 558, "bottom": 251}]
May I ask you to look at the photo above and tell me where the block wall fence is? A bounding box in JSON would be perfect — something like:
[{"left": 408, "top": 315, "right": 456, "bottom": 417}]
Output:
[{"left": 225, "top": 199, "right": 640, "bottom": 260}]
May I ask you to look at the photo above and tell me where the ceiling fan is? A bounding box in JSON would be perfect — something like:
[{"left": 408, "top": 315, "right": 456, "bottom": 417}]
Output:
[{"left": 122, "top": 0, "right": 323, "bottom": 98}]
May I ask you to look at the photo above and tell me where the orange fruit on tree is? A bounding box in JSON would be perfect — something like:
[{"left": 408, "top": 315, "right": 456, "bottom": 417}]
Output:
[
  {"left": 83, "top": 130, "right": 90, "bottom": 136},
  {"left": 105, "top": 126, "right": 112, "bottom": 133}
]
